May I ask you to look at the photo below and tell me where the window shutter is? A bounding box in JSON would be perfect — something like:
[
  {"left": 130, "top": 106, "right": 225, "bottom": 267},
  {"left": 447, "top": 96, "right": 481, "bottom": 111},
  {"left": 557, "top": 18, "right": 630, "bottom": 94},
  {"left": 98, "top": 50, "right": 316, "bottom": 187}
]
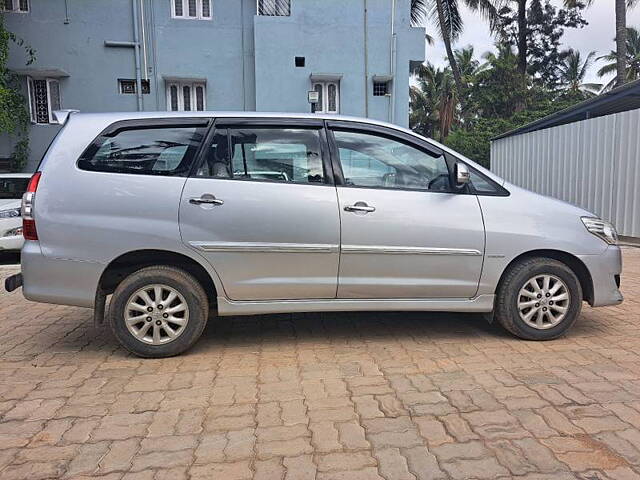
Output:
[
  {"left": 202, "top": 0, "right": 210, "bottom": 17},
  {"left": 183, "top": 85, "right": 191, "bottom": 111},
  {"left": 48, "top": 80, "right": 61, "bottom": 113},
  {"left": 174, "top": 0, "right": 183, "bottom": 16},
  {"left": 196, "top": 86, "right": 205, "bottom": 111},
  {"left": 170, "top": 85, "right": 178, "bottom": 111},
  {"left": 313, "top": 84, "right": 323, "bottom": 113},
  {"left": 188, "top": 0, "right": 197, "bottom": 17},
  {"left": 27, "top": 77, "right": 36, "bottom": 123},
  {"left": 328, "top": 84, "right": 337, "bottom": 113}
]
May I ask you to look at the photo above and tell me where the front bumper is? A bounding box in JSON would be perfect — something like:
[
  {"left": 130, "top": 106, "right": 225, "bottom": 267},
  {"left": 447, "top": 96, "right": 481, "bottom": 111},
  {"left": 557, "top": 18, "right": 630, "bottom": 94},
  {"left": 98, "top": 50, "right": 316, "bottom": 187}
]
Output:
[
  {"left": 0, "top": 235, "right": 24, "bottom": 251},
  {"left": 578, "top": 245, "right": 623, "bottom": 307}
]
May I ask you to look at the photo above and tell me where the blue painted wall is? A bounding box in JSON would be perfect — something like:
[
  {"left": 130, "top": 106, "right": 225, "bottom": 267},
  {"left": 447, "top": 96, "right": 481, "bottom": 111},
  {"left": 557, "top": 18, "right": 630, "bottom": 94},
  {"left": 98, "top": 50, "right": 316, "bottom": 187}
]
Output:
[{"left": 1, "top": 0, "right": 424, "bottom": 171}]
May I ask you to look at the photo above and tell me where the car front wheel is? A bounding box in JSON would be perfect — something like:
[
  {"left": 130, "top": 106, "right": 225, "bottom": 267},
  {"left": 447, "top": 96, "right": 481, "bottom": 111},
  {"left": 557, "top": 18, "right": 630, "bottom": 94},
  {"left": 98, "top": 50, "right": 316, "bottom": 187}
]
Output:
[
  {"left": 108, "top": 266, "right": 209, "bottom": 358},
  {"left": 495, "top": 257, "right": 583, "bottom": 340}
]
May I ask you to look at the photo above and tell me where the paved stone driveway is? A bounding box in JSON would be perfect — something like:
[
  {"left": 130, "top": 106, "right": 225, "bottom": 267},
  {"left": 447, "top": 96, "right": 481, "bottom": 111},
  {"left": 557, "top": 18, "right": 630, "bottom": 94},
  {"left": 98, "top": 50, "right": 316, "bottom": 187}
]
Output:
[{"left": 1, "top": 248, "right": 639, "bottom": 480}]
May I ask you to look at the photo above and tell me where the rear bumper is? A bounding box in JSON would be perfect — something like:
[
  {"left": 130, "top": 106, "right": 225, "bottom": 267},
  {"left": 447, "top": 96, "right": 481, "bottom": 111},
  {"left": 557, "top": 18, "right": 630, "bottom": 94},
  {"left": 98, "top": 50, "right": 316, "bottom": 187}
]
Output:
[
  {"left": 21, "top": 241, "right": 103, "bottom": 308},
  {"left": 578, "top": 245, "right": 624, "bottom": 307}
]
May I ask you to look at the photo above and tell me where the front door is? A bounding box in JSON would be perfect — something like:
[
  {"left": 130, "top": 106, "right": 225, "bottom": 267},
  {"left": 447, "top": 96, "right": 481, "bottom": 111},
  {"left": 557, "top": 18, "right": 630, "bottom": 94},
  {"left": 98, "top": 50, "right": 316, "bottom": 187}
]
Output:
[
  {"left": 328, "top": 124, "right": 485, "bottom": 299},
  {"left": 179, "top": 120, "right": 340, "bottom": 301}
]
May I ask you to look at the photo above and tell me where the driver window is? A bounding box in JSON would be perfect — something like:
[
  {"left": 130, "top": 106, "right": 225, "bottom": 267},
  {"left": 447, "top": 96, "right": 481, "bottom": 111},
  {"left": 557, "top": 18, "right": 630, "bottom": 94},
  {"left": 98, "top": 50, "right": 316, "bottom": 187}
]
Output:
[{"left": 333, "top": 130, "right": 450, "bottom": 191}]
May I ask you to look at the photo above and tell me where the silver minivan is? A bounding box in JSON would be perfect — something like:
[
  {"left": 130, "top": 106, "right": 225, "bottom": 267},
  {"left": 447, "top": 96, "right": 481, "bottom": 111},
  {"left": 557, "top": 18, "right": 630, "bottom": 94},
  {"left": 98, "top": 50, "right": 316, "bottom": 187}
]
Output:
[{"left": 5, "top": 112, "right": 623, "bottom": 357}]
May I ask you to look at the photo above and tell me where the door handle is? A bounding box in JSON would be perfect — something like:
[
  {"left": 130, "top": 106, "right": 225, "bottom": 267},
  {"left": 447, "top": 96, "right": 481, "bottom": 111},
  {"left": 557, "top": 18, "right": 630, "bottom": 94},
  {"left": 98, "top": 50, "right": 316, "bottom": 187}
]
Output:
[
  {"left": 189, "top": 194, "right": 224, "bottom": 206},
  {"left": 344, "top": 202, "right": 375, "bottom": 213}
]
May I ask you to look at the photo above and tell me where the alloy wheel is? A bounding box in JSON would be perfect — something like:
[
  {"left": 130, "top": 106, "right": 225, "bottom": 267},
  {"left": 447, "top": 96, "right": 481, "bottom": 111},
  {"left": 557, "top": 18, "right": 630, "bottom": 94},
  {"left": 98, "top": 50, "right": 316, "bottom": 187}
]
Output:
[{"left": 124, "top": 284, "right": 189, "bottom": 345}]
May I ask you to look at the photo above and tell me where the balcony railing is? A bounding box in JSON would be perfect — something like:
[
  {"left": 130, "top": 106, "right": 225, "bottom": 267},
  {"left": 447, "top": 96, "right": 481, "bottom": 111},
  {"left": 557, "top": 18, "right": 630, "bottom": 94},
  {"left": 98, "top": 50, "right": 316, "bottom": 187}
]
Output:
[{"left": 257, "top": 0, "right": 290, "bottom": 16}]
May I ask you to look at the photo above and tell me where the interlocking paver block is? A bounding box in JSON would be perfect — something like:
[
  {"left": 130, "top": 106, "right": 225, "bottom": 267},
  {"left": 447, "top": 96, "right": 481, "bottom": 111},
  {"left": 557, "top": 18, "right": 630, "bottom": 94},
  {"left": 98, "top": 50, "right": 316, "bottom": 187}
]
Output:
[{"left": 0, "top": 248, "right": 640, "bottom": 479}]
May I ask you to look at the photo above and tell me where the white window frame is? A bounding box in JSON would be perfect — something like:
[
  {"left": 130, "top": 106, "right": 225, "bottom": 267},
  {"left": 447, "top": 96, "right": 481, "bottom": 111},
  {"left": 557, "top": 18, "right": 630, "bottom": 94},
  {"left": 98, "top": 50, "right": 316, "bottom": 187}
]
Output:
[
  {"left": 1, "top": 0, "right": 29, "bottom": 12},
  {"left": 26, "top": 76, "right": 61, "bottom": 124},
  {"left": 166, "top": 81, "right": 207, "bottom": 112},
  {"left": 171, "top": 0, "right": 211, "bottom": 20},
  {"left": 312, "top": 81, "right": 339, "bottom": 114}
]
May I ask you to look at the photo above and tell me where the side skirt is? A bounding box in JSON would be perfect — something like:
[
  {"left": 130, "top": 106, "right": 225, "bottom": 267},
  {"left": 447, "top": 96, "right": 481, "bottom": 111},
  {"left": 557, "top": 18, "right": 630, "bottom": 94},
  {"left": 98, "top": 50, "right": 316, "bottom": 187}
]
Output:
[{"left": 217, "top": 294, "right": 496, "bottom": 316}]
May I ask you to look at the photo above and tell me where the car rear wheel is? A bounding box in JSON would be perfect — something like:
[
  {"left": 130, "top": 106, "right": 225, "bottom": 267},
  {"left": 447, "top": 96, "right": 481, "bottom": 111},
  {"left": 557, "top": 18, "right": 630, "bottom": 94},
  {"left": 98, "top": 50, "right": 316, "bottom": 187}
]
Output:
[
  {"left": 495, "top": 257, "right": 582, "bottom": 340},
  {"left": 108, "top": 266, "right": 209, "bottom": 358}
]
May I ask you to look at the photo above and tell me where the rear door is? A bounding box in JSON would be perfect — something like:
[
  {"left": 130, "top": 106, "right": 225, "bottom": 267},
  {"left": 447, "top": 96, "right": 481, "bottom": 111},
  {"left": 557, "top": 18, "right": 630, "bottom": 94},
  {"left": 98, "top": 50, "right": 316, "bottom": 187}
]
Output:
[
  {"left": 328, "top": 122, "right": 485, "bottom": 299},
  {"left": 179, "top": 118, "right": 341, "bottom": 301}
]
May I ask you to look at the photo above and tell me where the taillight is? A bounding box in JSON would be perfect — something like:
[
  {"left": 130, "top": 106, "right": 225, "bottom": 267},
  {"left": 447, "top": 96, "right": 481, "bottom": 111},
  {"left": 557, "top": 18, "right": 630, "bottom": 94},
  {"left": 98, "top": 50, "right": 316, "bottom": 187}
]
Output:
[{"left": 22, "top": 171, "right": 41, "bottom": 241}]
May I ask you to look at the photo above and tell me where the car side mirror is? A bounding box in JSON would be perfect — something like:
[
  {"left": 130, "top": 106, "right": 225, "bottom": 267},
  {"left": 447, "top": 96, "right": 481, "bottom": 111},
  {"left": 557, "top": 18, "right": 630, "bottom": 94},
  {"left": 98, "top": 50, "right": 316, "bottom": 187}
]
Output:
[{"left": 455, "top": 162, "right": 470, "bottom": 187}]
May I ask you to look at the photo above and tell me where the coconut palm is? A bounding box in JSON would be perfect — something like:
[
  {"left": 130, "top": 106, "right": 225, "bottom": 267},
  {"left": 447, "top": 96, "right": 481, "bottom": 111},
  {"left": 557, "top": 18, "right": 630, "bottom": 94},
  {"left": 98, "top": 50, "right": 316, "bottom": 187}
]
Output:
[
  {"left": 454, "top": 46, "right": 487, "bottom": 83},
  {"left": 410, "top": 63, "right": 457, "bottom": 141},
  {"left": 557, "top": 49, "right": 602, "bottom": 97},
  {"left": 412, "top": 0, "right": 503, "bottom": 107},
  {"left": 597, "top": 26, "right": 640, "bottom": 90},
  {"left": 566, "top": 0, "right": 639, "bottom": 87}
]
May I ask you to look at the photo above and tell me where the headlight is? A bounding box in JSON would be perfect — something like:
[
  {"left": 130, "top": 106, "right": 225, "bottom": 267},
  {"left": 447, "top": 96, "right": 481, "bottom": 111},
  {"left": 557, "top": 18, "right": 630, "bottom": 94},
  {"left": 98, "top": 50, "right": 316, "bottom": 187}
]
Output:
[
  {"left": 3, "top": 226, "right": 23, "bottom": 237},
  {"left": 581, "top": 217, "right": 618, "bottom": 245},
  {"left": 0, "top": 208, "right": 21, "bottom": 219}
]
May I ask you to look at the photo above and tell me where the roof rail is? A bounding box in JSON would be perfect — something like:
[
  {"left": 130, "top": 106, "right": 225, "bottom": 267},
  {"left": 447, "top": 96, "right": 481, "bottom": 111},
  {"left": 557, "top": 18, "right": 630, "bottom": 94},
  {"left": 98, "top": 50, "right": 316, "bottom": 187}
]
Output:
[{"left": 52, "top": 109, "right": 80, "bottom": 125}]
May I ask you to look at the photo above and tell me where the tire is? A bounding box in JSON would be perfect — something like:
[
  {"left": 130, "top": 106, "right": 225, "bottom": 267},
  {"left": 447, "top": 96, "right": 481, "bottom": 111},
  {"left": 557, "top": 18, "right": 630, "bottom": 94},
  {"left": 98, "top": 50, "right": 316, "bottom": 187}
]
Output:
[
  {"left": 108, "top": 266, "right": 209, "bottom": 358},
  {"left": 494, "top": 257, "right": 582, "bottom": 341}
]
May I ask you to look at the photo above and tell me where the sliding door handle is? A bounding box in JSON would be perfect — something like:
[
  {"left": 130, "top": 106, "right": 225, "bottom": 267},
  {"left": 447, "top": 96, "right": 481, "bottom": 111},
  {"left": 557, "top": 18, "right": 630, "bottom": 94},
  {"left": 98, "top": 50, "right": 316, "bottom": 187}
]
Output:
[
  {"left": 344, "top": 202, "right": 375, "bottom": 213},
  {"left": 189, "top": 194, "right": 224, "bottom": 206}
]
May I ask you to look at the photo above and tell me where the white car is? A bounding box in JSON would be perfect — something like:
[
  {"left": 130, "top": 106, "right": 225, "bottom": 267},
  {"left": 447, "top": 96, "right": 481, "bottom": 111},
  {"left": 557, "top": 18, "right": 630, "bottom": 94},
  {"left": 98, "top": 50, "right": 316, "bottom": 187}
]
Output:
[{"left": 0, "top": 173, "right": 31, "bottom": 252}]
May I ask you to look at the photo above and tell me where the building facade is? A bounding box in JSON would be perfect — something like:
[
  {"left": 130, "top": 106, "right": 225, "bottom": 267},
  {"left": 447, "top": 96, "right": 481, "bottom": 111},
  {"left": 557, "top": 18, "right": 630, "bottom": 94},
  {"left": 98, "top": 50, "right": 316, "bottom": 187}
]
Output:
[{"left": 1, "top": 0, "right": 425, "bottom": 170}]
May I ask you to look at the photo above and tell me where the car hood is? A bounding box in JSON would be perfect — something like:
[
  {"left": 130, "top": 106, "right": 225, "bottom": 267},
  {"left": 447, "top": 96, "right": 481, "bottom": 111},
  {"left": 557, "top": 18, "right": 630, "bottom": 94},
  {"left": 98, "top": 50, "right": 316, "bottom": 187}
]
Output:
[
  {"left": 0, "top": 199, "right": 21, "bottom": 210},
  {"left": 502, "top": 181, "right": 596, "bottom": 219}
]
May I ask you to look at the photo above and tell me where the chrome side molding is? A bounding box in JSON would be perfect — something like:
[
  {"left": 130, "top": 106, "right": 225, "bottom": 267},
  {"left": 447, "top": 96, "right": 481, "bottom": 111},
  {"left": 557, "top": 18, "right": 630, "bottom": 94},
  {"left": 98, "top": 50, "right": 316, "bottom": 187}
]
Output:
[
  {"left": 341, "top": 245, "right": 483, "bottom": 256},
  {"left": 190, "top": 241, "right": 339, "bottom": 254}
]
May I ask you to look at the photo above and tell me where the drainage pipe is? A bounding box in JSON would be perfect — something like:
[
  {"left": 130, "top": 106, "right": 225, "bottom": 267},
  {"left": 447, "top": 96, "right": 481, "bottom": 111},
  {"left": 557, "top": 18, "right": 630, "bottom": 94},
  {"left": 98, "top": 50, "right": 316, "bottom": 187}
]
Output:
[
  {"left": 389, "top": 0, "right": 397, "bottom": 124},
  {"left": 363, "top": 0, "right": 369, "bottom": 117},
  {"left": 140, "top": 0, "right": 148, "bottom": 81},
  {"left": 132, "top": 0, "right": 143, "bottom": 111}
]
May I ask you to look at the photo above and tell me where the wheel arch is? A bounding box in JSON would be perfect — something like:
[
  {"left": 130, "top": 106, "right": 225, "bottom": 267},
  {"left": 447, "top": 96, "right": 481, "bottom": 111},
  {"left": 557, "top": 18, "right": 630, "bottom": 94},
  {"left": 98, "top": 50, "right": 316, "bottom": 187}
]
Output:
[
  {"left": 98, "top": 249, "right": 219, "bottom": 309},
  {"left": 497, "top": 249, "right": 594, "bottom": 305}
]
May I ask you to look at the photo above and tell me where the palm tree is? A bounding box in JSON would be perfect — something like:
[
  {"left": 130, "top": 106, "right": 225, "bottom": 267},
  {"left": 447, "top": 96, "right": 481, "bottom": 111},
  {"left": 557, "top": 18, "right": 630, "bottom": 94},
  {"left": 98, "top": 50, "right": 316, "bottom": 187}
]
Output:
[
  {"left": 557, "top": 49, "right": 602, "bottom": 97},
  {"left": 410, "top": 63, "right": 457, "bottom": 141},
  {"left": 566, "top": 0, "right": 638, "bottom": 87},
  {"left": 412, "top": 0, "right": 503, "bottom": 105},
  {"left": 454, "top": 46, "right": 487, "bottom": 83},
  {"left": 597, "top": 27, "right": 640, "bottom": 90}
]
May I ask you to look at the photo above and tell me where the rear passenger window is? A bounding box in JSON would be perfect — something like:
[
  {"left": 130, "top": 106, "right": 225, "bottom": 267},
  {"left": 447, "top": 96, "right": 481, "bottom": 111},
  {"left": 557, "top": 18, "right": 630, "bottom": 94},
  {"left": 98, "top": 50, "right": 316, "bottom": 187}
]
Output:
[
  {"left": 78, "top": 124, "right": 206, "bottom": 176},
  {"left": 198, "top": 128, "right": 325, "bottom": 184}
]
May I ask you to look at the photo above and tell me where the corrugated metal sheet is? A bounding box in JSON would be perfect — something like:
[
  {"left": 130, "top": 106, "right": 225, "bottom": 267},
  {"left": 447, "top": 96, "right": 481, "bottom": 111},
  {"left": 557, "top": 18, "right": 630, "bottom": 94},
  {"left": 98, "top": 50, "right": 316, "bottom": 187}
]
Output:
[{"left": 491, "top": 108, "right": 640, "bottom": 238}]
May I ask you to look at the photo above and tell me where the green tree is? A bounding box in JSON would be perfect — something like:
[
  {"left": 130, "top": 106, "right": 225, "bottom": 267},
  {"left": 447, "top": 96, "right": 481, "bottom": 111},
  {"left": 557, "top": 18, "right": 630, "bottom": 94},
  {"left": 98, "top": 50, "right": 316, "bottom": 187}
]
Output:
[
  {"left": 412, "top": 0, "right": 502, "bottom": 109},
  {"left": 557, "top": 49, "right": 602, "bottom": 97},
  {"left": 0, "top": 14, "right": 34, "bottom": 171},
  {"left": 470, "top": 44, "right": 525, "bottom": 119},
  {"left": 410, "top": 63, "right": 456, "bottom": 141},
  {"left": 498, "top": 0, "right": 587, "bottom": 90},
  {"left": 597, "top": 26, "right": 640, "bottom": 90},
  {"left": 567, "top": 0, "right": 639, "bottom": 87}
]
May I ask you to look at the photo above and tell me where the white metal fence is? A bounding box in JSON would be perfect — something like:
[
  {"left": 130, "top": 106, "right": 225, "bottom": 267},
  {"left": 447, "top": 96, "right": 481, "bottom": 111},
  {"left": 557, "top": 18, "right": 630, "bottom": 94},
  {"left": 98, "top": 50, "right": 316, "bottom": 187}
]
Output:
[{"left": 491, "top": 108, "right": 640, "bottom": 238}]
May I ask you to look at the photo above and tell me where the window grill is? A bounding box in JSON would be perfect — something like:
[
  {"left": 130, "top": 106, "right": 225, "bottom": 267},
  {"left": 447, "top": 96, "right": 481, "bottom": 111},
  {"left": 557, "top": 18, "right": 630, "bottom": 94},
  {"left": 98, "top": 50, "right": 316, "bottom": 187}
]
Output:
[
  {"left": 373, "top": 81, "right": 389, "bottom": 96},
  {"left": 257, "top": 0, "right": 290, "bottom": 16},
  {"left": 32, "top": 79, "right": 50, "bottom": 124},
  {"left": 119, "top": 79, "right": 151, "bottom": 95}
]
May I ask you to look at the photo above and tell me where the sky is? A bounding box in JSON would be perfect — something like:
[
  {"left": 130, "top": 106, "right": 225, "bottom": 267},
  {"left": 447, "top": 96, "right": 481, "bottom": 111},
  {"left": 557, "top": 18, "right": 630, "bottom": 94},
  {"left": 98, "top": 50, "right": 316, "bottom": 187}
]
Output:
[{"left": 426, "top": 0, "right": 640, "bottom": 85}]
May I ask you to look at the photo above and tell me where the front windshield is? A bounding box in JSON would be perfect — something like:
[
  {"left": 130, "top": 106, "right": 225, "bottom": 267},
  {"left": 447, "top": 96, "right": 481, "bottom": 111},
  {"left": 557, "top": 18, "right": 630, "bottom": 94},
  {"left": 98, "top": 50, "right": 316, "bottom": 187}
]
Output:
[{"left": 0, "top": 178, "right": 29, "bottom": 200}]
